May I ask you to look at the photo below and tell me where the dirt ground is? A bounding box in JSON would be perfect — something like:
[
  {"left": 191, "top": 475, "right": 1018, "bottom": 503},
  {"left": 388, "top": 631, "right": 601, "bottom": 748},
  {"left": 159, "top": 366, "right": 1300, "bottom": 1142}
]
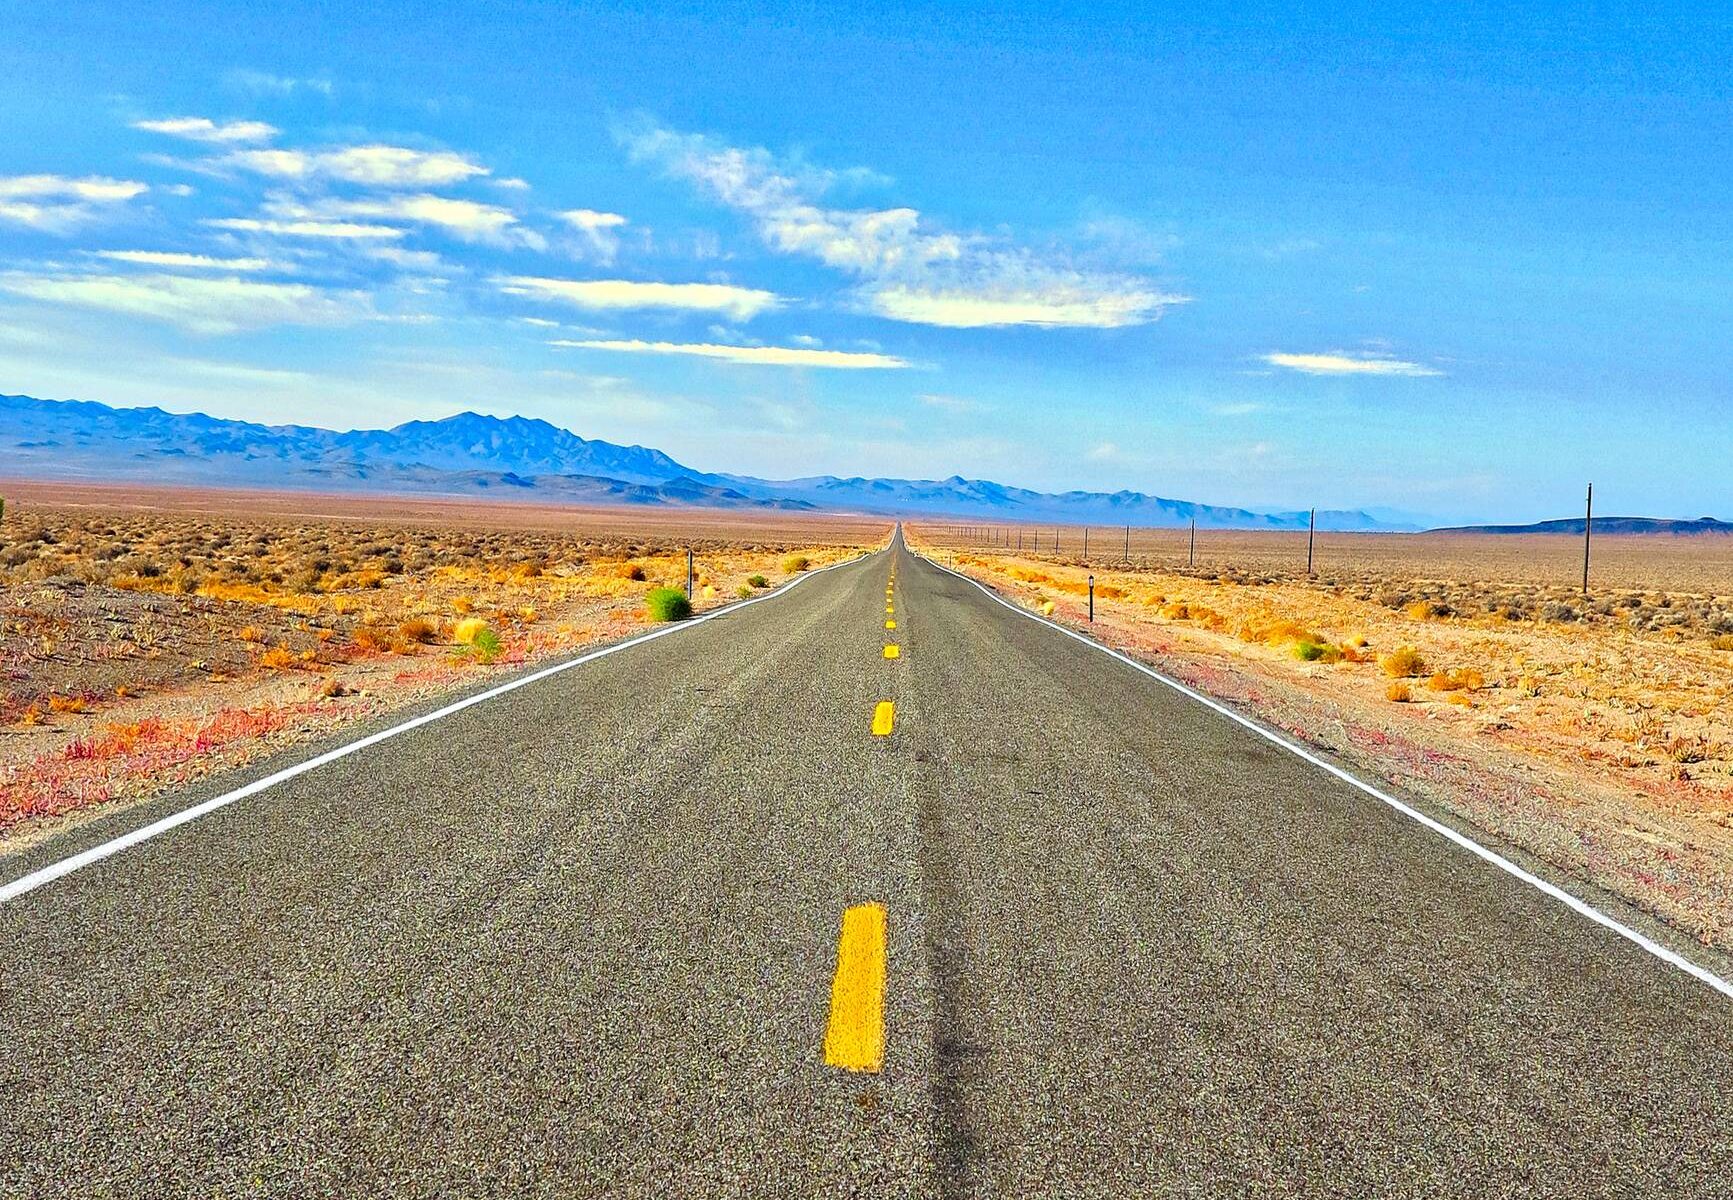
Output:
[
  {"left": 909, "top": 523, "right": 1733, "bottom": 950},
  {"left": 0, "top": 482, "right": 886, "bottom": 850}
]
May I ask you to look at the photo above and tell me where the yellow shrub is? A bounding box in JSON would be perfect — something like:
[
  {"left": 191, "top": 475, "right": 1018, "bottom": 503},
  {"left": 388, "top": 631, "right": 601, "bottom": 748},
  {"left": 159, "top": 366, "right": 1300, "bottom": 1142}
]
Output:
[
  {"left": 1386, "top": 682, "right": 1413, "bottom": 703},
  {"left": 238, "top": 625, "right": 265, "bottom": 644},
  {"left": 452, "top": 617, "right": 489, "bottom": 646},
  {"left": 1379, "top": 646, "right": 1428, "bottom": 678}
]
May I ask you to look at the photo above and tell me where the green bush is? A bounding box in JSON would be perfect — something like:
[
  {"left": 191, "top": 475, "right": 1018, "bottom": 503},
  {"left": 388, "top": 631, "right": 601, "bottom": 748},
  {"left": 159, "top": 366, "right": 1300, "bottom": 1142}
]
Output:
[
  {"left": 780, "top": 554, "right": 810, "bottom": 573},
  {"left": 646, "top": 586, "right": 693, "bottom": 621},
  {"left": 1293, "top": 640, "right": 1326, "bottom": 661},
  {"left": 747, "top": 573, "right": 769, "bottom": 588},
  {"left": 471, "top": 628, "right": 502, "bottom": 663},
  {"left": 736, "top": 584, "right": 753, "bottom": 598}
]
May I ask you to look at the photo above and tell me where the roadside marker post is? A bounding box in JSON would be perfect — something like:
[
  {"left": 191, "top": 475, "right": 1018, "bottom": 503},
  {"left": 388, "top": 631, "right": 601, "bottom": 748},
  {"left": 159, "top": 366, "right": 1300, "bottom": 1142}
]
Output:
[
  {"left": 1088, "top": 575, "right": 1095, "bottom": 623},
  {"left": 686, "top": 549, "right": 694, "bottom": 600}
]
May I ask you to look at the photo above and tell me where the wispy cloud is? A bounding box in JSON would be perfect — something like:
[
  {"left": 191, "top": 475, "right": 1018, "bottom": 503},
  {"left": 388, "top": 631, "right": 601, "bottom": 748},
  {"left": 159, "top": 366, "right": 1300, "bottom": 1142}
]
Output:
[
  {"left": 1263, "top": 351, "right": 1443, "bottom": 377},
  {"left": 133, "top": 116, "right": 278, "bottom": 144},
  {"left": 224, "top": 144, "right": 489, "bottom": 188},
  {"left": 552, "top": 338, "right": 908, "bottom": 368},
  {"left": 918, "top": 393, "right": 987, "bottom": 414},
  {"left": 263, "top": 193, "right": 535, "bottom": 246},
  {"left": 0, "top": 271, "right": 370, "bottom": 334},
  {"left": 620, "top": 121, "right": 1185, "bottom": 329},
  {"left": 498, "top": 275, "right": 779, "bottom": 320},
  {"left": 224, "top": 69, "right": 335, "bottom": 98},
  {"left": 90, "top": 250, "right": 286, "bottom": 272},
  {"left": 0, "top": 174, "right": 150, "bottom": 231},
  {"left": 205, "top": 217, "right": 405, "bottom": 239},
  {"left": 559, "top": 209, "right": 629, "bottom": 262}
]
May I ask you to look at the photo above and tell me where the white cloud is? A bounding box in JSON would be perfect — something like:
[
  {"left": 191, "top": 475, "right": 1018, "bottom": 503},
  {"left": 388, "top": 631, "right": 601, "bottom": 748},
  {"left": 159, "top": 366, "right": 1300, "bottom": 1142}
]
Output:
[
  {"left": 90, "top": 250, "right": 285, "bottom": 272},
  {"left": 205, "top": 217, "right": 405, "bottom": 239},
  {"left": 225, "top": 144, "right": 489, "bottom": 187},
  {"left": 552, "top": 338, "right": 908, "bottom": 369},
  {"left": 265, "top": 193, "right": 536, "bottom": 247},
  {"left": 360, "top": 245, "right": 447, "bottom": 272},
  {"left": 559, "top": 208, "right": 629, "bottom": 261},
  {"left": 0, "top": 271, "right": 370, "bottom": 334},
  {"left": 1263, "top": 351, "right": 1443, "bottom": 377},
  {"left": 133, "top": 116, "right": 278, "bottom": 144},
  {"left": 493, "top": 177, "right": 531, "bottom": 191},
  {"left": 1087, "top": 441, "right": 1121, "bottom": 461},
  {"left": 497, "top": 275, "right": 780, "bottom": 321},
  {"left": 621, "top": 122, "right": 1182, "bottom": 330},
  {"left": 867, "top": 282, "right": 1178, "bottom": 329},
  {"left": 0, "top": 175, "right": 150, "bottom": 232}
]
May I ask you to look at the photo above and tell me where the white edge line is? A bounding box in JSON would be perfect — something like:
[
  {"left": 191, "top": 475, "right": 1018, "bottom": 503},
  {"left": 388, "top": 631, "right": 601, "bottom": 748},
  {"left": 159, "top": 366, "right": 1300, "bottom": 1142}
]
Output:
[
  {"left": 0, "top": 545, "right": 886, "bottom": 906},
  {"left": 913, "top": 547, "right": 1733, "bottom": 1002}
]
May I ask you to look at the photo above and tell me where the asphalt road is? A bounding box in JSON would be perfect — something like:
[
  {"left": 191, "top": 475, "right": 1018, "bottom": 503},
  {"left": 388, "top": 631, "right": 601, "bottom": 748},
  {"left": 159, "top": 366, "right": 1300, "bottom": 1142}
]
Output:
[{"left": 3, "top": 531, "right": 1731, "bottom": 1197}]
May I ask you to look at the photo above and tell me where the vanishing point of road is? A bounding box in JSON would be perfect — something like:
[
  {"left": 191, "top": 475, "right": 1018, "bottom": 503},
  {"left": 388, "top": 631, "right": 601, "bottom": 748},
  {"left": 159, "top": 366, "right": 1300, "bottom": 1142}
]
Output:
[{"left": 3, "top": 531, "right": 1730, "bottom": 1197}]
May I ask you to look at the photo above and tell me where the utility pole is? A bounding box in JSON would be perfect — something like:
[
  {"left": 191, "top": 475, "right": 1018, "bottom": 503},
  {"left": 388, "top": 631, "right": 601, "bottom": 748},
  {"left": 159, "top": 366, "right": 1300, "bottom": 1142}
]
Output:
[
  {"left": 1306, "top": 508, "right": 1317, "bottom": 575},
  {"left": 1188, "top": 518, "right": 1196, "bottom": 568},
  {"left": 1124, "top": 524, "right": 1130, "bottom": 562},
  {"left": 1083, "top": 527, "right": 1089, "bottom": 560},
  {"left": 1583, "top": 483, "right": 1594, "bottom": 595}
]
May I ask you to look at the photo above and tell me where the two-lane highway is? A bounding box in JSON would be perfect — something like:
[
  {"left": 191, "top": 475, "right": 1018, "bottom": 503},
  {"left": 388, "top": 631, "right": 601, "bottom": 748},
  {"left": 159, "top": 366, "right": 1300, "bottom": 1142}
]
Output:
[{"left": 3, "top": 531, "right": 1731, "bottom": 1197}]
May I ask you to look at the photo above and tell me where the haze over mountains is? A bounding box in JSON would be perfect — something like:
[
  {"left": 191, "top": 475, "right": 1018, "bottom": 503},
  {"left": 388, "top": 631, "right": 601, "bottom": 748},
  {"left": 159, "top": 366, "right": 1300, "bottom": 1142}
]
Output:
[{"left": 5, "top": 392, "right": 1410, "bottom": 529}]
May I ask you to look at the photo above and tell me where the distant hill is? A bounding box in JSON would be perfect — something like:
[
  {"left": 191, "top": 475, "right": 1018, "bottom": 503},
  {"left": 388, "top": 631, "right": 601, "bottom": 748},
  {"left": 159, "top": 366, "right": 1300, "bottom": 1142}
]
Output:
[
  {"left": 1437, "top": 516, "right": 1733, "bottom": 535},
  {"left": 0, "top": 392, "right": 1409, "bottom": 529}
]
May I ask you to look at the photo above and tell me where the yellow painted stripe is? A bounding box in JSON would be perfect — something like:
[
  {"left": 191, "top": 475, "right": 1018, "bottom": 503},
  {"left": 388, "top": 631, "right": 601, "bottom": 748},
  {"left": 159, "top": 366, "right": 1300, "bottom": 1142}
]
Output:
[
  {"left": 883, "top": 644, "right": 900, "bottom": 659},
  {"left": 871, "top": 700, "right": 895, "bottom": 735},
  {"left": 885, "top": 619, "right": 896, "bottom": 629},
  {"left": 824, "top": 903, "right": 887, "bottom": 1073}
]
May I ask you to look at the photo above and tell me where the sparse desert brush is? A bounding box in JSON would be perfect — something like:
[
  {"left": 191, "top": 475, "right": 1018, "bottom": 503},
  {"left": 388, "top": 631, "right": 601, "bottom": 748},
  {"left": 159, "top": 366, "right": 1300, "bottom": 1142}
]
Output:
[
  {"left": 645, "top": 586, "right": 692, "bottom": 622},
  {"left": 1039, "top": 599, "right": 1056, "bottom": 616},
  {"left": 1380, "top": 645, "right": 1428, "bottom": 678},
  {"left": 398, "top": 617, "right": 439, "bottom": 644},
  {"left": 1712, "top": 635, "right": 1733, "bottom": 651},
  {"left": 1386, "top": 682, "right": 1413, "bottom": 703},
  {"left": 259, "top": 646, "right": 302, "bottom": 671},
  {"left": 1427, "top": 668, "right": 1485, "bottom": 692},
  {"left": 747, "top": 573, "right": 769, "bottom": 588},
  {"left": 47, "top": 695, "right": 90, "bottom": 714},
  {"left": 452, "top": 596, "right": 476, "bottom": 615},
  {"left": 452, "top": 616, "right": 490, "bottom": 645},
  {"left": 1445, "top": 693, "right": 1474, "bottom": 708},
  {"left": 737, "top": 584, "right": 753, "bottom": 598},
  {"left": 617, "top": 563, "right": 648, "bottom": 581},
  {"left": 238, "top": 625, "right": 265, "bottom": 644},
  {"left": 518, "top": 606, "right": 539, "bottom": 623},
  {"left": 781, "top": 554, "right": 811, "bottom": 573}
]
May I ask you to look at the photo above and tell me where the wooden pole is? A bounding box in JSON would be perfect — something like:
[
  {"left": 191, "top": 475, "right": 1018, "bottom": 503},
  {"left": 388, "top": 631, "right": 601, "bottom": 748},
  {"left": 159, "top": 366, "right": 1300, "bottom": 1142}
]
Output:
[
  {"left": 1583, "top": 483, "right": 1594, "bottom": 595},
  {"left": 1188, "top": 518, "right": 1195, "bottom": 568},
  {"left": 1306, "top": 508, "right": 1317, "bottom": 575}
]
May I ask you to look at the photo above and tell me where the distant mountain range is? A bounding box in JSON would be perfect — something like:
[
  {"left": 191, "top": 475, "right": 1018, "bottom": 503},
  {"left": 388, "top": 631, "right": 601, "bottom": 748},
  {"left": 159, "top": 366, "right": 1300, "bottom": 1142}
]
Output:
[
  {"left": 1, "top": 392, "right": 1408, "bottom": 529},
  {"left": 1438, "top": 516, "right": 1733, "bottom": 536}
]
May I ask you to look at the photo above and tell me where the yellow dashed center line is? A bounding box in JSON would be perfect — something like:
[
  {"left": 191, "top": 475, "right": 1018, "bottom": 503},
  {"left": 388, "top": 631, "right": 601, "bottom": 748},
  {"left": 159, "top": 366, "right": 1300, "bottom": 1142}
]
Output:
[
  {"left": 824, "top": 903, "right": 887, "bottom": 1073},
  {"left": 871, "top": 700, "right": 895, "bottom": 735},
  {"left": 884, "top": 644, "right": 900, "bottom": 659},
  {"left": 885, "top": 619, "right": 896, "bottom": 629}
]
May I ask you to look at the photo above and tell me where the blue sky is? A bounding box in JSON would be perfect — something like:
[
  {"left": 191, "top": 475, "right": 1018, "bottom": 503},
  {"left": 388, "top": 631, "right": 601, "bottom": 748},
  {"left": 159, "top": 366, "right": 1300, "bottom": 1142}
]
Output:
[{"left": 1, "top": 2, "right": 1728, "bottom": 523}]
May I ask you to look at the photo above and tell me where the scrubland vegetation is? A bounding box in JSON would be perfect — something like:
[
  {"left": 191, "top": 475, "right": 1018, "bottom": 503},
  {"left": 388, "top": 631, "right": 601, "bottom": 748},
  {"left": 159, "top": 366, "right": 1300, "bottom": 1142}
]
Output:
[
  {"left": 0, "top": 485, "right": 880, "bottom": 841},
  {"left": 915, "top": 524, "right": 1733, "bottom": 948}
]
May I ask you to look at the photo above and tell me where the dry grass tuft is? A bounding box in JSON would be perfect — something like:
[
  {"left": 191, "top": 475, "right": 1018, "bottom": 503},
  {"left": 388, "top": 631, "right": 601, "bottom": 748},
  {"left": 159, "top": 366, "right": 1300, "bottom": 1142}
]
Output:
[{"left": 1379, "top": 645, "right": 1428, "bottom": 678}]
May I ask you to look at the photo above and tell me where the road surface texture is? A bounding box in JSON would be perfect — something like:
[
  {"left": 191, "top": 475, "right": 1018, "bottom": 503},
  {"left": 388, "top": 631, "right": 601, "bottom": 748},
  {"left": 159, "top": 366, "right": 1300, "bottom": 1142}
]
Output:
[{"left": 3, "top": 532, "right": 1731, "bottom": 1197}]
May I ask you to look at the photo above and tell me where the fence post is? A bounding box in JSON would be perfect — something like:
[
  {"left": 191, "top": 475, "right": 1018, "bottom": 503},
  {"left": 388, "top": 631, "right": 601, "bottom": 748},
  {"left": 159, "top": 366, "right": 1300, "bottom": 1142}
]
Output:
[
  {"left": 686, "top": 548, "right": 694, "bottom": 599},
  {"left": 1583, "top": 483, "right": 1593, "bottom": 595},
  {"left": 1088, "top": 575, "right": 1095, "bottom": 623}
]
